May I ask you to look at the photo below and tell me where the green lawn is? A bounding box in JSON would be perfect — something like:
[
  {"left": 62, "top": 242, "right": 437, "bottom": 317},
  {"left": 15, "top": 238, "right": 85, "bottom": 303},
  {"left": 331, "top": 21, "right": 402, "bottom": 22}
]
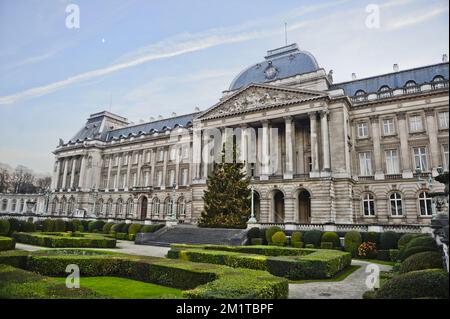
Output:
[
  {"left": 54, "top": 276, "right": 183, "bottom": 299},
  {"left": 288, "top": 265, "right": 360, "bottom": 284}
]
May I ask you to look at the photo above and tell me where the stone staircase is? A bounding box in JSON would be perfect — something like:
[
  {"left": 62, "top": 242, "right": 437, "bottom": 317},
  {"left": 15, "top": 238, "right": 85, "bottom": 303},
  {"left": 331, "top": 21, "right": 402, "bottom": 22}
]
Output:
[{"left": 135, "top": 224, "right": 248, "bottom": 247}]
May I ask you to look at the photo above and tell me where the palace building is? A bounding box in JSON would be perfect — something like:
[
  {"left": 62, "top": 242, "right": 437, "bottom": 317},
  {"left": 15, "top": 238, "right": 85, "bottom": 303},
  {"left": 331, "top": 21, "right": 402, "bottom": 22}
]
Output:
[{"left": 5, "top": 43, "right": 448, "bottom": 228}]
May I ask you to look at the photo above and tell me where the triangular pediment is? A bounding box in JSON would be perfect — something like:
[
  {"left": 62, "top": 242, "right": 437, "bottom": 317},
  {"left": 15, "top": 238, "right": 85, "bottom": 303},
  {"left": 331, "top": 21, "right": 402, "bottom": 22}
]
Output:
[{"left": 198, "top": 83, "right": 327, "bottom": 119}]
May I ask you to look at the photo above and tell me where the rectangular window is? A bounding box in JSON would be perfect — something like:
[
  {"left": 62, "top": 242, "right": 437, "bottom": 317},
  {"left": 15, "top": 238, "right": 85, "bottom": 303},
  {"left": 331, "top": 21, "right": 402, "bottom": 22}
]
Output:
[
  {"left": 157, "top": 171, "right": 163, "bottom": 187},
  {"left": 357, "top": 122, "right": 369, "bottom": 138},
  {"left": 409, "top": 115, "right": 423, "bottom": 133},
  {"left": 383, "top": 118, "right": 395, "bottom": 135},
  {"left": 385, "top": 149, "right": 399, "bottom": 174},
  {"left": 438, "top": 111, "right": 449, "bottom": 129},
  {"left": 121, "top": 174, "right": 127, "bottom": 188},
  {"left": 413, "top": 147, "right": 428, "bottom": 171},
  {"left": 144, "top": 171, "right": 149, "bottom": 186},
  {"left": 133, "top": 153, "right": 138, "bottom": 164},
  {"left": 359, "top": 152, "right": 373, "bottom": 176},
  {"left": 114, "top": 156, "right": 119, "bottom": 166},
  {"left": 132, "top": 173, "right": 137, "bottom": 187},
  {"left": 123, "top": 154, "right": 128, "bottom": 165},
  {"left": 182, "top": 145, "right": 189, "bottom": 159},
  {"left": 443, "top": 144, "right": 449, "bottom": 171},
  {"left": 169, "top": 169, "right": 175, "bottom": 186},
  {"left": 169, "top": 148, "right": 177, "bottom": 161},
  {"left": 112, "top": 174, "right": 117, "bottom": 189},
  {"left": 145, "top": 151, "right": 151, "bottom": 163},
  {"left": 102, "top": 176, "right": 108, "bottom": 188},
  {"left": 158, "top": 149, "right": 164, "bottom": 162}
]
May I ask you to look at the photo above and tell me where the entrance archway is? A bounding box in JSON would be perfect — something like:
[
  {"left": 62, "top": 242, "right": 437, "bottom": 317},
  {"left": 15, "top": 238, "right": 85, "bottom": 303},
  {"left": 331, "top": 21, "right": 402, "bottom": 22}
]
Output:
[
  {"left": 297, "top": 189, "right": 311, "bottom": 223},
  {"left": 252, "top": 191, "right": 261, "bottom": 221},
  {"left": 272, "top": 190, "right": 285, "bottom": 223},
  {"left": 140, "top": 196, "right": 148, "bottom": 220}
]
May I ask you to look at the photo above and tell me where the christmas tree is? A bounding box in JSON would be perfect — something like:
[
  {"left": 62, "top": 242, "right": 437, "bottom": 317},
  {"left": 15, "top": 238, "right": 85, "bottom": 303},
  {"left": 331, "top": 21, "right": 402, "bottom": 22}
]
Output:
[{"left": 198, "top": 139, "right": 251, "bottom": 229}]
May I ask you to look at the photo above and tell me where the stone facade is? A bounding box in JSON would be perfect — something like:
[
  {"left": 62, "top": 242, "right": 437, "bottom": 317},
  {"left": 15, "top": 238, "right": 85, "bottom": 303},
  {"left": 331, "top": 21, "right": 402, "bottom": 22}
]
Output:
[{"left": 1, "top": 44, "right": 448, "bottom": 229}]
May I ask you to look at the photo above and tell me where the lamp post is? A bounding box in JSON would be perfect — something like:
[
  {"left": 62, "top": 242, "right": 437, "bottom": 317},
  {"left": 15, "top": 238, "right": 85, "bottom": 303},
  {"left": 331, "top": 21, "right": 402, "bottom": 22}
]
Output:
[{"left": 248, "top": 166, "right": 257, "bottom": 224}]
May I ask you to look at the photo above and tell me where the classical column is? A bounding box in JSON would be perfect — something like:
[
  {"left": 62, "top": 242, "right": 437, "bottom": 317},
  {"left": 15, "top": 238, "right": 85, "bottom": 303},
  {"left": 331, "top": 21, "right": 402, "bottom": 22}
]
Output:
[
  {"left": 61, "top": 158, "right": 68, "bottom": 190},
  {"left": 69, "top": 157, "right": 77, "bottom": 189},
  {"left": 240, "top": 124, "right": 248, "bottom": 175},
  {"left": 284, "top": 116, "right": 295, "bottom": 179},
  {"left": 136, "top": 151, "right": 143, "bottom": 187},
  {"left": 425, "top": 109, "right": 440, "bottom": 175},
  {"left": 52, "top": 159, "right": 61, "bottom": 190},
  {"left": 106, "top": 156, "right": 112, "bottom": 189},
  {"left": 192, "top": 124, "right": 202, "bottom": 181},
  {"left": 309, "top": 112, "right": 320, "bottom": 177},
  {"left": 370, "top": 116, "right": 384, "bottom": 180},
  {"left": 202, "top": 131, "right": 210, "bottom": 179},
  {"left": 320, "top": 110, "right": 331, "bottom": 176},
  {"left": 150, "top": 150, "right": 156, "bottom": 186},
  {"left": 397, "top": 112, "right": 412, "bottom": 178},
  {"left": 260, "top": 120, "right": 270, "bottom": 180},
  {"left": 126, "top": 152, "right": 132, "bottom": 189},
  {"left": 117, "top": 153, "right": 122, "bottom": 189},
  {"left": 162, "top": 148, "right": 168, "bottom": 189},
  {"left": 78, "top": 155, "right": 86, "bottom": 190}
]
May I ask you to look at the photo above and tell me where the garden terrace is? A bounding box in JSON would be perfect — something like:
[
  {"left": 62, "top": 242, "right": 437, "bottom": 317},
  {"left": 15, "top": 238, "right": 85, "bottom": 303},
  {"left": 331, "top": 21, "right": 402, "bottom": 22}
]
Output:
[
  {"left": 168, "top": 244, "right": 352, "bottom": 280},
  {"left": 0, "top": 249, "right": 288, "bottom": 299},
  {"left": 11, "top": 232, "right": 116, "bottom": 248}
]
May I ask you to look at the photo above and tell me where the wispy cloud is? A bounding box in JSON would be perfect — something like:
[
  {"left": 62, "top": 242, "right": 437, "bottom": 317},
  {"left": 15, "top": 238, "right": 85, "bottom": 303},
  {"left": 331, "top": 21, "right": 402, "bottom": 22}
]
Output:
[
  {"left": 0, "top": 0, "right": 343, "bottom": 106},
  {"left": 385, "top": 2, "right": 449, "bottom": 30}
]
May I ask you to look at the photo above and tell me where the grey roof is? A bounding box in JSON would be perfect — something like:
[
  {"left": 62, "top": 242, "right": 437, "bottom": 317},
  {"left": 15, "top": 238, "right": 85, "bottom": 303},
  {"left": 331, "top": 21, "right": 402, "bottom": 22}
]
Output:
[
  {"left": 69, "top": 116, "right": 104, "bottom": 143},
  {"left": 331, "top": 62, "right": 449, "bottom": 96},
  {"left": 229, "top": 43, "right": 320, "bottom": 91},
  {"left": 105, "top": 112, "right": 199, "bottom": 141}
]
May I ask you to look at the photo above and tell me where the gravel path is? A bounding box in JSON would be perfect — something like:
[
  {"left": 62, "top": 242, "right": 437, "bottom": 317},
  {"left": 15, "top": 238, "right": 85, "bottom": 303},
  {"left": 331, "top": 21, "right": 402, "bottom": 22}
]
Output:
[
  {"left": 289, "top": 260, "right": 392, "bottom": 299},
  {"left": 15, "top": 240, "right": 170, "bottom": 258}
]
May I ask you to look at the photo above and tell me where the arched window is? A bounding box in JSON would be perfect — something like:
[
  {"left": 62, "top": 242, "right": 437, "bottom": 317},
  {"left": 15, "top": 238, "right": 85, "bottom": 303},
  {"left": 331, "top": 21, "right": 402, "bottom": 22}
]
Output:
[
  {"left": 378, "top": 85, "right": 392, "bottom": 99},
  {"left": 432, "top": 75, "right": 446, "bottom": 89},
  {"left": 67, "top": 197, "right": 75, "bottom": 215},
  {"left": 96, "top": 198, "right": 104, "bottom": 216},
  {"left": 1, "top": 199, "right": 8, "bottom": 211},
  {"left": 354, "top": 90, "right": 367, "bottom": 102},
  {"left": 126, "top": 198, "right": 134, "bottom": 217},
  {"left": 11, "top": 199, "right": 17, "bottom": 212},
  {"left": 419, "top": 192, "right": 432, "bottom": 216},
  {"left": 405, "top": 80, "right": 419, "bottom": 93},
  {"left": 19, "top": 199, "right": 24, "bottom": 212},
  {"left": 51, "top": 198, "right": 59, "bottom": 213},
  {"left": 390, "top": 192, "right": 403, "bottom": 216},
  {"left": 362, "top": 193, "right": 375, "bottom": 216},
  {"left": 177, "top": 197, "right": 186, "bottom": 219},
  {"left": 106, "top": 199, "right": 113, "bottom": 217},
  {"left": 115, "top": 198, "right": 123, "bottom": 218},
  {"left": 60, "top": 197, "right": 67, "bottom": 215},
  {"left": 151, "top": 197, "right": 160, "bottom": 218},
  {"left": 164, "top": 197, "right": 173, "bottom": 218}
]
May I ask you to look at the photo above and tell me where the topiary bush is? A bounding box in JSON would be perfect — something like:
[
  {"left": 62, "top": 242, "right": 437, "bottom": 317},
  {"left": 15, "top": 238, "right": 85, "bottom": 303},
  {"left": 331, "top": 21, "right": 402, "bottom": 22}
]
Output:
[
  {"left": 102, "top": 222, "right": 114, "bottom": 234},
  {"left": 271, "top": 231, "right": 287, "bottom": 247},
  {"left": 291, "top": 232, "right": 302, "bottom": 243},
  {"left": 362, "top": 232, "right": 379, "bottom": 244},
  {"left": 250, "top": 238, "right": 263, "bottom": 245},
  {"left": 320, "top": 242, "right": 333, "bottom": 249},
  {"left": 374, "top": 269, "right": 448, "bottom": 299},
  {"left": 399, "top": 251, "right": 443, "bottom": 273},
  {"left": 303, "top": 230, "right": 322, "bottom": 248},
  {"left": 140, "top": 224, "right": 165, "bottom": 233},
  {"left": 88, "top": 220, "right": 105, "bottom": 233},
  {"left": 54, "top": 219, "right": 66, "bottom": 232},
  {"left": 0, "top": 220, "right": 10, "bottom": 236},
  {"left": 247, "top": 227, "right": 261, "bottom": 240},
  {"left": 344, "top": 231, "right": 362, "bottom": 257},
  {"left": 389, "top": 249, "right": 399, "bottom": 262},
  {"left": 321, "top": 232, "right": 340, "bottom": 248},
  {"left": 398, "top": 235, "right": 438, "bottom": 261},
  {"left": 379, "top": 231, "right": 398, "bottom": 250},
  {"left": 265, "top": 226, "right": 282, "bottom": 244},
  {"left": 7, "top": 218, "right": 22, "bottom": 235},
  {"left": 71, "top": 220, "right": 84, "bottom": 232},
  {"left": 128, "top": 223, "right": 142, "bottom": 236},
  {"left": 22, "top": 222, "right": 36, "bottom": 233},
  {"left": 43, "top": 219, "right": 56, "bottom": 232},
  {"left": 397, "top": 233, "right": 420, "bottom": 250},
  {"left": 0, "top": 236, "right": 15, "bottom": 251}
]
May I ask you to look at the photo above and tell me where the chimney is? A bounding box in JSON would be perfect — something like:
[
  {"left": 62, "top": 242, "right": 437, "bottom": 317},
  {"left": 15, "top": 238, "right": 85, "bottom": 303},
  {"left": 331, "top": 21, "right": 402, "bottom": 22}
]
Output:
[
  {"left": 443, "top": 54, "right": 448, "bottom": 63},
  {"left": 393, "top": 64, "right": 399, "bottom": 72},
  {"left": 149, "top": 116, "right": 155, "bottom": 122},
  {"left": 171, "top": 112, "right": 177, "bottom": 117},
  {"left": 158, "top": 115, "right": 164, "bottom": 120},
  {"left": 351, "top": 73, "right": 357, "bottom": 80},
  {"left": 194, "top": 107, "right": 200, "bottom": 112}
]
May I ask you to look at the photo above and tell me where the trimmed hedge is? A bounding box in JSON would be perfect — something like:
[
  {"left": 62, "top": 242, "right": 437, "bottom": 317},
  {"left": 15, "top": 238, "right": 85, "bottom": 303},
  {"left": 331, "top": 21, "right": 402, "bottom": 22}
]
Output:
[
  {"left": 265, "top": 226, "right": 282, "bottom": 244},
  {"left": 397, "top": 233, "right": 420, "bottom": 249},
  {"left": 303, "top": 230, "right": 322, "bottom": 248},
  {"left": 389, "top": 249, "right": 399, "bottom": 262},
  {"left": 0, "top": 249, "right": 288, "bottom": 299},
  {"left": 379, "top": 231, "right": 398, "bottom": 250},
  {"left": 400, "top": 246, "right": 439, "bottom": 262},
  {"left": 271, "top": 231, "right": 287, "bottom": 247},
  {"left": 362, "top": 232, "right": 379, "bottom": 244},
  {"left": 374, "top": 269, "right": 448, "bottom": 299},
  {"left": 321, "top": 232, "right": 340, "bottom": 248},
  {"left": 320, "top": 242, "right": 333, "bottom": 249},
  {"left": 140, "top": 224, "right": 165, "bottom": 233},
  {"left": 291, "top": 232, "right": 302, "bottom": 244},
  {"left": 399, "top": 251, "right": 443, "bottom": 273},
  {"left": 251, "top": 238, "right": 263, "bottom": 245},
  {"left": 54, "top": 219, "right": 66, "bottom": 232},
  {"left": 102, "top": 222, "right": 115, "bottom": 234},
  {"left": 398, "top": 236, "right": 438, "bottom": 261},
  {"left": 247, "top": 227, "right": 261, "bottom": 239},
  {"left": 0, "top": 220, "right": 10, "bottom": 236},
  {"left": 0, "top": 236, "right": 15, "bottom": 251},
  {"left": 88, "top": 220, "right": 105, "bottom": 233},
  {"left": 168, "top": 245, "right": 351, "bottom": 280},
  {"left": 12, "top": 232, "right": 116, "bottom": 248},
  {"left": 128, "top": 223, "right": 142, "bottom": 236},
  {"left": 344, "top": 231, "right": 362, "bottom": 257}
]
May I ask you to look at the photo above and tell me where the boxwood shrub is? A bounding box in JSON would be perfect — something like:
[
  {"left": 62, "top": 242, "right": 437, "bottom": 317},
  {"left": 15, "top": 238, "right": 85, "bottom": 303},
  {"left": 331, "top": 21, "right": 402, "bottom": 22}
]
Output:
[
  {"left": 379, "top": 231, "right": 398, "bottom": 250},
  {"left": 250, "top": 238, "right": 263, "bottom": 245},
  {"left": 265, "top": 226, "right": 282, "bottom": 244},
  {"left": 374, "top": 269, "right": 448, "bottom": 299},
  {"left": 102, "top": 222, "right": 115, "bottom": 234},
  {"left": 0, "top": 220, "right": 10, "bottom": 236},
  {"left": 344, "top": 231, "right": 362, "bottom": 257},
  {"left": 362, "top": 232, "right": 379, "bottom": 244},
  {"left": 397, "top": 233, "right": 420, "bottom": 250},
  {"left": 71, "top": 220, "right": 84, "bottom": 232},
  {"left": 140, "top": 224, "right": 165, "bottom": 233},
  {"left": 12, "top": 232, "right": 116, "bottom": 248},
  {"left": 271, "top": 231, "right": 287, "bottom": 247},
  {"left": 88, "top": 220, "right": 105, "bottom": 233},
  {"left": 303, "top": 230, "right": 322, "bottom": 248},
  {"left": 247, "top": 227, "right": 261, "bottom": 240},
  {"left": 7, "top": 218, "right": 22, "bottom": 235},
  {"left": 0, "top": 236, "right": 15, "bottom": 251},
  {"left": 399, "top": 251, "right": 443, "bottom": 273},
  {"left": 398, "top": 236, "right": 438, "bottom": 261},
  {"left": 54, "top": 219, "right": 66, "bottom": 232},
  {"left": 321, "top": 232, "right": 340, "bottom": 248},
  {"left": 320, "top": 242, "right": 333, "bottom": 249},
  {"left": 128, "top": 223, "right": 142, "bottom": 236}
]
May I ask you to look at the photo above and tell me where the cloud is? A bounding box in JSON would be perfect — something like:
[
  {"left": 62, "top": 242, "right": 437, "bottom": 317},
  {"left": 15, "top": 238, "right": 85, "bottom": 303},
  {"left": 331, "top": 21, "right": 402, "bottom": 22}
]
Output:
[{"left": 385, "top": 2, "right": 449, "bottom": 30}]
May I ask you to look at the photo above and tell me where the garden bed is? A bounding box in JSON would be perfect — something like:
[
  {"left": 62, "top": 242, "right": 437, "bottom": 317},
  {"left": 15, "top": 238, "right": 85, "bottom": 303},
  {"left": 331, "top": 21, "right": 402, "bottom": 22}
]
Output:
[
  {"left": 0, "top": 249, "right": 288, "bottom": 299},
  {"left": 0, "top": 236, "right": 15, "bottom": 251},
  {"left": 11, "top": 232, "right": 116, "bottom": 248},
  {"left": 168, "top": 244, "right": 352, "bottom": 280}
]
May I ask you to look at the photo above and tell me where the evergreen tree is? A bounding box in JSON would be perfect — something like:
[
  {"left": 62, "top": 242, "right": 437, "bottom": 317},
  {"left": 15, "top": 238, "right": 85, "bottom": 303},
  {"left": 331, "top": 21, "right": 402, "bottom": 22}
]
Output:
[{"left": 199, "top": 139, "right": 251, "bottom": 229}]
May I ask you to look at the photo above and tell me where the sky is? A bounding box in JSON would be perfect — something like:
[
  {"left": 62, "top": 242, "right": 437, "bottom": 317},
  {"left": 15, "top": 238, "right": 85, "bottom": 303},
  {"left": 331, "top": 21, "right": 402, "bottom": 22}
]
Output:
[{"left": 0, "top": 0, "right": 448, "bottom": 174}]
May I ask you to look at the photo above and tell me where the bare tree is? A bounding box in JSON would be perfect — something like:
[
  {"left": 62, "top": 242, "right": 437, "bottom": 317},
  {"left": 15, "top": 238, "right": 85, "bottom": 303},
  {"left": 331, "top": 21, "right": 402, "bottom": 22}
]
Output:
[
  {"left": 36, "top": 176, "right": 52, "bottom": 192},
  {"left": 0, "top": 169, "right": 10, "bottom": 193},
  {"left": 11, "top": 167, "right": 36, "bottom": 194}
]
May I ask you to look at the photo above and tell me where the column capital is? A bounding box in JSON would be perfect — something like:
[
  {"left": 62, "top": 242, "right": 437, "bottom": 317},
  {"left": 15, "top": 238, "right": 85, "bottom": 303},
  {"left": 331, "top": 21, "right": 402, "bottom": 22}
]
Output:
[
  {"left": 261, "top": 119, "right": 269, "bottom": 126},
  {"left": 319, "top": 109, "right": 329, "bottom": 118},
  {"left": 283, "top": 115, "right": 293, "bottom": 122},
  {"left": 308, "top": 111, "right": 318, "bottom": 119}
]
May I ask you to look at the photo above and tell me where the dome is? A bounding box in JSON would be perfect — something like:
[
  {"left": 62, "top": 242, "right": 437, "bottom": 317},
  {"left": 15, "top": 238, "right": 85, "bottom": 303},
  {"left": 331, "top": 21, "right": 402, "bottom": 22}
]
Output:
[{"left": 229, "top": 43, "right": 320, "bottom": 91}]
